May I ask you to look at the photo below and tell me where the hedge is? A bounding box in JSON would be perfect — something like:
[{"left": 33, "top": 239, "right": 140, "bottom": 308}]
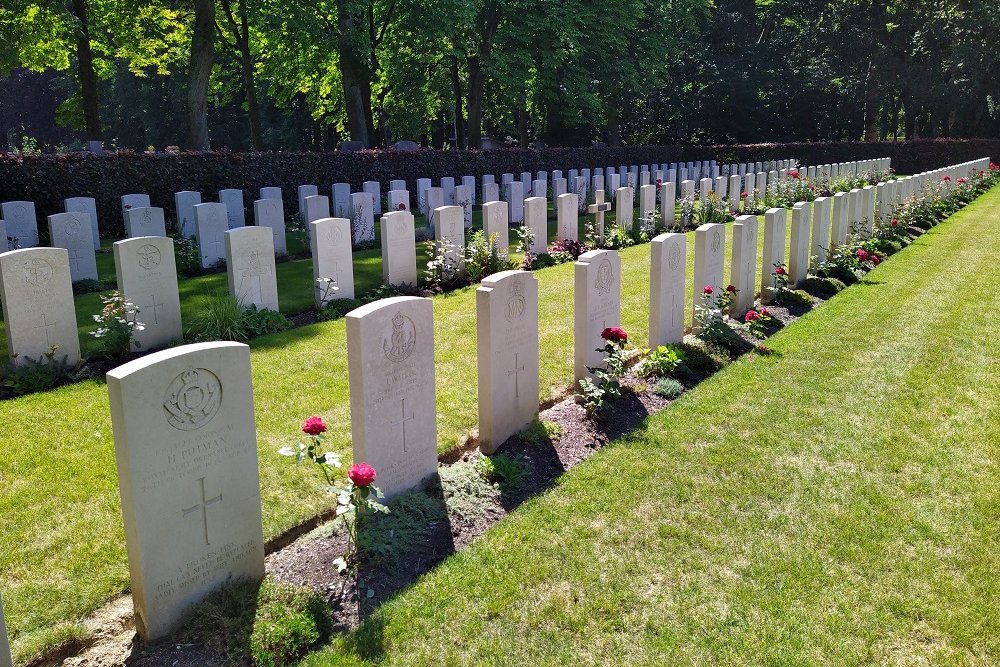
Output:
[{"left": 1, "top": 139, "right": 997, "bottom": 239}]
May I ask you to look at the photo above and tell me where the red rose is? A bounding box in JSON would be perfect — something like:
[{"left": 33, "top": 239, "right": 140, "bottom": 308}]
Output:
[
  {"left": 726, "top": 284, "right": 737, "bottom": 293},
  {"left": 760, "top": 307, "right": 770, "bottom": 317},
  {"left": 744, "top": 309, "right": 759, "bottom": 322},
  {"left": 942, "top": 175, "right": 951, "bottom": 182},
  {"left": 872, "top": 255, "right": 881, "bottom": 265},
  {"left": 601, "top": 326, "right": 628, "bottom": 344},
  {"left": 302, "top": 416, "right": 327, "bottom": 436},
  {"left": 958, "top": 177, "right": 967, "bottom": 184},
  {"left": 774, "top": 266, "right": 786, "bottom": 276},
  {"left": 856, "top": 249, "right": 869, "bottom": 261},
  {"left": 891, "top": 218, "right": 898, "bottom": 226},
  {"left": 124, "top": 204, "right": 132, "bottom": 209},
  {"left": 656, "top": 178, "right": 663, "bottom": 185},
  {"left": 397, "top": 202, "right": 406, "bottom": 210},
  {"left": 990, "top": 163, "right": 999, "bottom": 171},
  {"left": 740, "top": 191, "right": 749, "bottom": 199},
  {"left": 703, "top": 285, "right": 714, "bottom": 295},
  {"left": 788, "top": 170, "right": 799, "bottom": 179},
  {"left": 349, "top": 462, "right": 377, "bottom": 487}
]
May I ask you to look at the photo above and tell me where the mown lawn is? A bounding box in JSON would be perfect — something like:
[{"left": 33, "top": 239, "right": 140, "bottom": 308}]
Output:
[
  {"left": 2, "top": 199, "right": 790, "bottom": 661},
  {"left": 299, "top": 187, "right": 1000, "bottom": 666}
]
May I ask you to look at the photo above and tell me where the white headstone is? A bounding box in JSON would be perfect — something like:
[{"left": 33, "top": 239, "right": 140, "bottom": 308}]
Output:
[
  {"left": 482, "top": 201, "right": 509, "bottom": 252},
  {"left": 175, "top": 191, "right": 202, "bottom": 238},
  {"left": 425, "top": 187, "right": 444, "bottom": 225},
  {"left": 455, "top": 184, "right": 473, "bottom": 228},
  {"left": 114, "top": 236, "right": 182, "bottom": 350},
  {"left": 106, "top": 341, "right": 265, "bottom": 640},
  {"left": 218, "top": 189, "right": 246, "bottom": 228},
  {"left": 387, "top": 189, "right": 410, "bottom": 213},
  {"left": 0, "top": 247, "right": 81, "bottom": 365},
  {"left": 441, "top": 177, "right": 456, "bottom": 205},
  {"left": 692, "top": 223, "right": 726, "bottom": 326},
  {"left": 831, "top": 192, "right": 849, "bottom": 249},
  {"left": 333, "top": 183, "right": 351, "bottom": 218},
  {"left": 350, "top": 192, "right": 376, "bottom": 244},
  {"left": 253, "top": 198, "right": 287, "bottom": 255},
  {"left": 761, "top": 208, "right": 787, "bottom": 302},
  {"left": 346, "top": 296, "right": 437, "bottom": 499},
  {"left": 505, "top": 181, "right": 524, "bottom": 224},
  {"left": 311, "top": 217, "right": 355, "bottom": 304},
  {"left": 462, "top": 175, "right": 476, "bottom": 205},
  {"left": 660, "top": 181, "right": 676, "bottom": 228},
  {"left": 363, "top": 181, "right": 382, "bottom": 214},
  {"left": 788, "top": 203, "right": 810, "bottom": 287},
  {"left": 121, "top": 194, "right": 151, "bottom": 228},
  {"left": 48, "top": 212, "right": 99, "bottom": 281},
  {"left": 699, "top": 178, "right": 713, "bottom": 203},
  {"left": 390, "top": 179, "right": 406, "bottom": 192},
  {"left": 477, "top": 270, "right": 539, "bottom": 454},
  {"left": 729, "top": 216, "right": 758, "bottom": 317},
  {"left": 194, "top": 203, "right": 228, "bottom": 268},
  {"left": 638, "top": 184, "right": 656, "bottom": 225},
  {"left": 380, "top": 211, "right": 417, "bottom": 287},
  {"left": 433, "top": 206, "right": 465, "bottom": 270},
  {"left": 260, "top": 186, "right": 281, "bottom": 201},
  {"left": 297, "top": 185, "right": 319, "bottom": 219},
  {"left": 615, "top": 186, "right": 634, "bottom": 231},
  {"left": 556, "top": 193, "right": 579, "bottom": 241},
  {"left": 416, "top": 178, "right": 432, "bottom": 216},
  {"left": 304, "top": 194, "right": 331, "bottom": 225},
  {"left": 812, "top": 196, "right": 832, "bottom": 260},
  {"left": 649, "top": 232, "right": 686, "bottom": 346},
  {"left": 574, "top": 249, "right": 621, "bottom": 382},
  {"left": 523, "top": 196, "right": 547, "bottom": 254},
  {"left": 532, "top": 179, "right": 546, "bottom": 198},
  {"left": 2, "top": 201, "right": 39, "bottom": 248},
  {"left": 553, "top": 177, "right": 568, "bottom": 197},
  {"left": 64, "top": 196, "right": 101, "bottom": 250},
  {"left": 225, "top": 226, "right": 278, "bottom": 311},
  {"left": 575, "top": 177, "right": 589, "bottom": 214},
  {"left": 125, "top": 207, "right": 167, "bottom": 238},
  {"left": 482, "top": 182, "right": 500, "bottom": 204}
]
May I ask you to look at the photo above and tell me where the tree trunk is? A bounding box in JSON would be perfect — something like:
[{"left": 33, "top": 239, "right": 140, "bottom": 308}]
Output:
[
  {"left": 336, "top": 0, "right": 371, "bottom": 147},
  {"left": 235, "top": 0, "right": 263, "bottom": 150},
  {"left": 450, "top": 57, "right": 465, "bottom": 149},
  {"left": 71, "top": 0, "right": 100, "bottom": 140},
  {"left": 466, "top": 0, "right": 501, "bottom": 149},
  {"left": 187, "top": 0, "right": 216, "bottom": 150},
  {"left": 607, "top": 113, "right": 621, "bottom": 147},
  {"left": 518, "top": 103, "right": 529, "bottom": 148}
]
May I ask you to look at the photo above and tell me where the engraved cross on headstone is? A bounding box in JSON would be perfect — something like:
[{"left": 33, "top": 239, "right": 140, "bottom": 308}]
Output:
[
  {"left": 506, "top": 352, "right": 526, "bottom": 398},
  {"left": 33, "top": 313, "right": 56, "bottom": 346},
  {"left": 389, "top": 398, "right": 416, "bottom": 453},
  {"left": 182, "top": 477, "right": 223, "bottom": 546},
  {"left": 144, "top": 293, "right": 164, "bottom": 324}
]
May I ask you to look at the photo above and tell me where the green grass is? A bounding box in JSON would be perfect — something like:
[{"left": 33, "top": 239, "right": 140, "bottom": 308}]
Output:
[
  {"left": 296, "top": 187, "right": 1000, "bottom": 665},
  {"left": 0, "top": 196, "right": 863, "bottom": 662}
]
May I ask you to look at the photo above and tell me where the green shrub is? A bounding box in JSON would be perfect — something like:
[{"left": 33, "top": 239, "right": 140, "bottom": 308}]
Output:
[
  {"left": 802, "top": 276, "right": 846, "bottom": 297},
  {"left": 636, "top": 344, "right": 685, "bottom": 378},
  {"left": 1, "top": 347, "right": 77, "bottom": 396},
  {"left": 676, "top": 342, "right": 725, "bottom": 376},
  {"left": 317, "top": 298, "right": 363, "bottom": 321},
  {"left": 775, "top": 289, "right": 813, "bottom": 308},
  {"left": 479, "top": 452, "right": 529, "bottom": 490},
  {"left": 465, "top": 229, "right": 517, "bottom": 282},
  {"left": 72, "top": 278, "right": 115, "bottom": 295},
  {"left": 518, "top": 419, "right": 561, "bottom": 445},
  {"left": 242, "top": 306, "right": 293, "bottom": 338},
  {"left": 652, "top": 377, "right": 684, "bottom": 399},
  {"left": 187, "top": 293, "right": 291, "bottom": 342}
]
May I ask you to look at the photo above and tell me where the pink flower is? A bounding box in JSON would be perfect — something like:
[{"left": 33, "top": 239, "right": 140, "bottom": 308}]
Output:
[
  {"left": 302, "top": 416, "right": 327, "bottom": 436},
  {"left": 760, "top": 307, "right": 770, "bottom": 317},
  {"left": 891, "top": 218, "right": 899, "bottom": 227},
  {"left": 774, "top": 266, "right": 786, "bottom": 276},
  {"left": 958, "top": 177, "right": 967, "bottom": 184},
  {"left": 740, "top": 191, "right": 749, "bottom": 199},
  {"left": 871, "top": 254, "right": 882, "bottom": 265},
  {"left": 942, "top": 175, "right": 951, "bottom": 182},
  {"left": 703, "top": 285, "right": 714, "bottom": 295},
  {"left": 349, "top": 462, "right": 377, "bottom": 487},
  {"left": 744, "top": 309, "right": 760, "bottom": 322},
  {"left": 856, "top": 249, "right": 870, "bottom": 261}
]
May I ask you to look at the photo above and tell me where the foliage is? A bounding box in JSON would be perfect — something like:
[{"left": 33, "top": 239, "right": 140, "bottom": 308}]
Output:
[
  {"left": 71, "top": 278, "right": 116, "bottom": 295},
  {"left": 424, "top": 238, "right": 465, "bottom": 291},
  {"left": 518, "top": 419, "right": 562, "bottom": 446},
  {"left": 172, "top": 234, "right": 202, "bottom": 276},
  {"left": 577, "top": 327, "right": 632, "bottom": 417},
  {"left": 636, "top": 345, "right": 685, "bottom": 378},
  {"left": 89, "top": 290, "right": 144, "bottom": 359},
  {"left": 186, "top": 292, "right": 289, "bottom": 342},
  {"left": 651, "top": 376, "right": 684, "bottom": 399},
  {"left": 317, "top": 298, "right": 364, "bottom": 321},
  {"left": 602, "top": 223, "right": 635, "bottom": 250},
  {"left": 478, "top": 453, "right": 529, "bottom": 491},
  {"left": 548, "top": 238, "right": 589, "bottom": 264},
  {"left": 464, "top": 230, "right": 517, "bottom": 283},
  {"left": 0, "top": 346, "right": 77, "bottom": 396}
]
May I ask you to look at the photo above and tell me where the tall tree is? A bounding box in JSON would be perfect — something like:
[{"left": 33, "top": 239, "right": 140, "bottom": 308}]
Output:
[{"left": 188, "top": 0, "right": 216, "bottom": 149}]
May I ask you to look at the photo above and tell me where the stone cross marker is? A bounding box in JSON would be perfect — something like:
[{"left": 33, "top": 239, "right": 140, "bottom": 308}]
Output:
[
  {"left": 693, "top": 223, "right": 726, "bottom": 328},
  {"left": 225, "top": 226, "right": 278, "bottom": 311},
  {"left": 194, "top": 203, "right": 228, "bottom": 268},
  {"left": 218, "top": 189, "right": 246, "bottom": 228},
  {"left": 114, "top": 236, "right": 183, "bottom": 350},
  {"left": 729, "top": 216, "right": 758, "bottom": 318},
  {"left": 615, "top": 186, "right": 634, "bottom": 231},
  {"left": 2, "top": 200, "right": 40, "bottom": 248},
  {"left": 48, "top": 212, "right": 99, "bottom": 281},
  {"left": 574, "top": 249, "right": 622, "bottom": 382},
  {"left": 64, "top": 196, "right": 101, "bottom": 250},
  {"left": 588, "top": 190, "right": 612, "bottom": 245},
  {"left": 380, "top": 211, "right": 417, "bottom": 287},
  {"left": 523, "top": 196, "right": 547, "bottom": 255},
  {"left": 106, "top": 341, "right": 265, "bottom": 640},
  {"left": 175, "top": 191, "right": 201, "bottom": 238},
  {"left": 253, "top": 198, "right": 287, "bottom": 256},
  {"left": 125, "top": 207, "right": 167, "bottom": 238},
  {"left": 761, "top": 208, "right": 787, "bottom": 303},
  {"left": 0, "top": 247, "right": 81, "bottom": 365},
  {"left": 482, "top": 201, "right": 510, "bottom": 252},
  {"left": 556, "top": 193, "right": 579, "bottom": 241},
  {"left": 476, "top": 270, "right": 540, "bottom": 453},
  {"left": 789, "top": 203, "right": 811, "bottom": 287},
  {"left": 347, "top": 296, "right": 437, "bottom": 499},
  {"left": 311, "top": 217, "right": 355, "bottom": 305},
  {"left": 649, "top": 232, "right": 686, "bottom": 347},
  {"left": 0, "top": 592, "right": 10, "bottom": 667}
]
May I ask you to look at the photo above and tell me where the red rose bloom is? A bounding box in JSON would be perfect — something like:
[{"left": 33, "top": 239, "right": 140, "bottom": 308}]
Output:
[
  {"left": 958, "top": 177, "right": 967, "bottom": 184},
  {"left": 656, "top": 178, "right": 663, "bottom": 185},
  {"left": 744, "top": 309, "right": 759, "bottom": 322},
  {"left": 856, "top": 249, "right": 869, "bottom": 261},
  {"left": 302, "top": 416, "right": 327, "bottom": 436},
  {"left": 601, "top": 326, "right": 628, "bottom": 344},
  {"left": 942, "top": 175, "right": 951, "bottom": 182},
  {"left": 397, "top": 202, "right": 406, "bottom": 210},
  {"left": 726, "top": 284, "right": 737, "bottom": 293},
  {"left": 740, "top": 191, "right": 749, "bottom": 199},
  {"left": 774, "top": 266, "right": 786, "bottom": 276},
  {"left": 990, "top": 163, "right": 999, "bottom": 171},
  {"left": 788, "top": 170, "right": 799, "bottom": 179},
  {"left": 349, "top": 462, "right": 377, "bottom": 487},
  {"left": 872, "top": 255, "right": 881, "bottom": 265},
  {"left": 703, "top": 285, "right": 714, "bottom": 295},
  {"left": 891, "top": 218, "right": 898, "bottom": 226}
]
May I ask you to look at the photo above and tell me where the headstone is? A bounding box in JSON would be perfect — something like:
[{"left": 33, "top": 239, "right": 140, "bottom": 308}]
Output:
[
  {"left": 861, "top": 185, "right": 876, "bottom": 233},
  {"left": 350, "top": 191, "right": 376, "bottom": 244},
  {"left": 574, "top": 249, "right": 621, "bottom": 382},
  {"left": 218, "top": 189, "right": 246, "bottom": 228},
  {"left": 380, "top": 211, "right": 417, "bottom": 286},
  {"left": 425, "top": 187, "right": 445, "bottom": 225},
  {"left": 714, "top": 176, "right": 728, "bottom": 199},
  {"left": 393, "top": 140, "right": 419, "bottom": 151},
  {"left": 48, "top": 212, "right": 99, "bottom": 281},
  {"left": 333, "top": 183, "right": 351, "bottom": 218},
  {"left": 125, "top": 207, "right": 167, "bottom": 238},
  {"left": 615, "top": 186, "right": 634, "bottom": 231},
  {"left": 64, "top": 196, "right": 101, "bottom": 250},
  {"left": 592, "top": 174, "right": 605, "bottom": 197},
  {"left": 106, "top": 341, "right": 265, "bottom": 640},
  {"left": 114, "top": 236, "right": 182, "bottom": 350},
  {"left": 575, "top": 177, "right": 589, "bottom": 214},
  {"left": 649, "top": 232, "right": 686, "bottom": 347},
  {"left": 849, "top": 188, "right": 863, "bottom": 233},
  {"left": 587, "top": 190, "right": 611, "bottom": 245},
  {"left": 532, "top": 179, "right": 546, "bottom": 198},
  {"left": 482, "top": 201, "right": 509, "bottom": 252},
  {"left": 260, "top": 187, "right": 281, "bottom": 201},
  {"left": 194, "top": 203, "right": 228, "bottom": 268},
  {"left": 387, "top": 189, "right": 410, "bottom": 213},
  {"left": 680, "top": 180, "right": 695, "bottom": 200},
  {"left": 483, "top": 174, "right": 496, "bottom": 187},
  {"left": 462, "top": 175, "right": 476, "bottom": 206},
  {"left": 608, "top": 173, "right": 621, "bottom": 199},
  {"left": 346, "top": 296, "right": 437, "bottom": 500},
  {"left": 297, "top": 185, "right": 318, "bottom": 219},
  {"left": 729, "top": 216, "right": 758, "bottom": 317},
  {"left": 699, "top": 178, "right": 713, "bottom": 203},
  {"left": 0, "top": 592, "right": 11, "bottom": 667},
  {"left": 303, "top": 195, "right": 331, "bottom": 225},
  {"left": 482, "top": 182, "right": 500, "bottom": 204},
  {"left": 311, "top": 217, "right": 355, "bottom": 305},
  {"left": 455, "top": 184, "right": 473, "bottom": 228},
  {"left": 476, "top": 270, "right": 540, "bottom": 454},
  {"left": 501, "top": 173, "right": 514, "bottom": 185},
  {"left": 788, "top": 203, "right": 810, "bottom": 287},
  {"left": 638, "top": 184, "right": 656, "bottom": 225},
  {"left": 253, "top": 198, "right": 287, "bottom": 255},
  {"left": 554, "top": 177, "right": 568, "bottom": 197},
  {"left": 0, "top": 247, "right": 81, "bottom": 364},
  {"left": 523, "top": 197, "right": 547, "bottom": 254},
  {"left": 0, "top": 220, "right": 6, "bottom": 253},
  {"left": 556, "top": 193, "right": 579, "bottom": 241},
  {"left": 416, "top": 178, "right": 432, "bottom": 216},
  {"left": 692, "top": 223, "right": 726, "bottom": 326},
  {"left": 225, "top": 227, "right": 278, "bottom": 311},
  {"left": 175, "top": 191, "right": 202, "bottom": 238},
  {"left": 812, "top": 196, "right": 832, "bottom": 260},
  {"left": 441, "top": 177, "right": 456, "bottom": 205},
  {"left": 660, "top": 181, "right": 676, "bottom": 228},
  {"left": 2, "top": 201, "right": 39, "bottom": 248},
  {"left": 505, "top": 181, "right": 524, "bottom": 224},
  {"left": 433, "top": 206, "right": 465, "bottom": 271},
  {"left": 363, "top": 181, "right": 382, "bottom": 214},
  {"left": 121, "top": 194, "right": 151, "bottom": 227},
  {"left": 760, "top": 208, "right": 787, "bottom": 303},
  {"left": 390, "top": 179, "right": 406, "bottom": 192}
]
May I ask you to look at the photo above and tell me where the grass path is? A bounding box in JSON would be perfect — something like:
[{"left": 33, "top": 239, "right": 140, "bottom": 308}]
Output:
[
  {"left": 298, "top": 187, "right": 1000, "bottom": 666},
  {"left": 0, "top": 200, "right": 847, "bottom": 660}
]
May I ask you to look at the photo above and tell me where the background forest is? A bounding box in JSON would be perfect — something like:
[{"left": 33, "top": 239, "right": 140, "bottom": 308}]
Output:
[{"left": 2, "top": 0, "right": 999, "bottom": 153}]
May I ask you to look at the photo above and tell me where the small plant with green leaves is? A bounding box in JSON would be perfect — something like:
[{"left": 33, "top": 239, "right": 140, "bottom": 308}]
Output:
[
  {"left": 577, "top": 326, "right": 631, "bottom": 417},
  {"left": 766, "top": 261, "right": 790, "bottom": 301},
  {"left": 90, "top": 291, "right": 144, "bottom": 359},
  {"left": 464, "top": 230, "right": 517, "bottom": 282},
  {"left": 693, "top": 192, "right": 733, "bottom": 226},
  {"left": 740, "top": 307, "right": 774, "bottom": 338},
  {"left": 479, "top": 452, "right": 529, "bottom": 490},
  {"left": 636, "top": 344, "right": 685, "bottom": 378},
  {"left": 518, "top": 419, "right": 561, "bottom": 445},
  {"left": 172, "top": 234, "right": 201, "bottom": 275},
  {"left": 603, "top": 222, "right": 635, "bottom": 250},
  {"left": 652, "top": 376, "right": 684, "bottom": 399},
  {"left": 424, "top": 238, "right": 464, "bottom": 290},
  {"left": 1, "top": 346, "right": 76, "bottom": 396},
  {"left": 315, "top": 276, "right": 339, "bottom": 307}
]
